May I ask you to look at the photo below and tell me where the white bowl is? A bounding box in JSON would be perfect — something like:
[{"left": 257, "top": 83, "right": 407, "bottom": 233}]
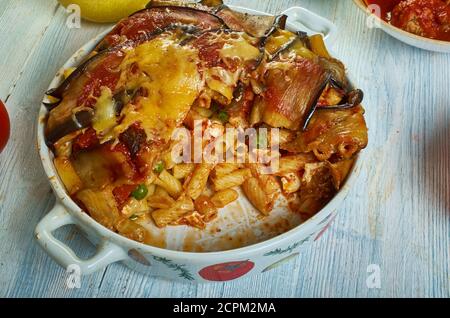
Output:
[
  {"left": 35, "top": 5, "right": 362, "bottom": 282},
  {"left": 353, "top": 0, "right": 450, "bottom": 53}
]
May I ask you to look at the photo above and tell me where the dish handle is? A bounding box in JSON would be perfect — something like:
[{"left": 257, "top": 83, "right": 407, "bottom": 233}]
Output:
[
  {"left": 281, "top": 7, "right": 338, "bottom": 45},
  {"left": 35, "top": 202, "right": 128, "bottom": 275}
]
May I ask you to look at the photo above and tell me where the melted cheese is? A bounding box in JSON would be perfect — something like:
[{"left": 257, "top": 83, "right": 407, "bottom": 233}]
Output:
[
  {"left": 113, "top": 37, "right": 203, "bottom": 142},
  {"left": 265, "top": 29, "right": 297, "bottom": 56},
  {"left": 205, "top": 67, "right": 240, "bottom": 101},
  {"left": 219, "top": 35, "right": 261, "bottom": 62},
  {"left": 92, "top": 87, "right": 117, "bottom": 143},
  {"left": 203, "top": 34, "right": 259, "bottom": 102}
]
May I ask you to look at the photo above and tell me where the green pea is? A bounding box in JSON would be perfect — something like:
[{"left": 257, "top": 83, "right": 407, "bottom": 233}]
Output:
[
  {"left": 153, "top": 161, "right": 164, "bottom": 174},
  {"left": 131, "top": 184, "right": 148, "bottom": 200},
  {"left": 218, "top": 110, "right": 229, "bottom": 123}
]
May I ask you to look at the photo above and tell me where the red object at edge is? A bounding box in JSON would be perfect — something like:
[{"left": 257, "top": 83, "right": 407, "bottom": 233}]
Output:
[{"left": 0, "top": 100, "right": 10, "bottom": 153}]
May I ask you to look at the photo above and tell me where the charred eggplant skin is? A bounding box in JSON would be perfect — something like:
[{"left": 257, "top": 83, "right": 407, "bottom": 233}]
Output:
[
  {"left": 215, "top": 5, "right": 287, "bottom": 37},
  {"left": 317, "top": 89, "right": 364, "bottom": 110},
  {"left": 95, "top": 6, "right": 226, "bottom": 52},
  {"left": 45, "top": 51, "right": 106, "bottom": 101},
  {"left": 303, "top": 88, "right": 364, "bottom": 131},
  {"left": 145, "top": 0, "right": 224, "bottom": 9},
  {"left": 45, "top": 109, "right": 94, "bottom": 147}
]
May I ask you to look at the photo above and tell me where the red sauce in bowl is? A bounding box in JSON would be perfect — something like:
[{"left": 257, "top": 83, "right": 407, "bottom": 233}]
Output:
[{"left": 365, "top": 0, "right": 450, "bottom": 41}]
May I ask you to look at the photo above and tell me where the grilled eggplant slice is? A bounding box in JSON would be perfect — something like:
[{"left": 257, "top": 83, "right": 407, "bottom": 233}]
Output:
[
  {"left": 216, "top": 5, "right": 286, "bottom": 37},
  {"left": 146, "top": 0, "right": 223, "bottom": 10},
  {"left": 95, "top": 6, "right": 225, "bottom": 51},
  {"left": 144, "top": 1, "right": 285, "bottom": 38},
  {"left": 265, "top": 30, "right": 347, "bottom": 86},
  {"left": 257, "top": 58, "right": 329, "bottom": 131},
  {"left": 46, "top": 50, "right": 125, "bottom": 144}
]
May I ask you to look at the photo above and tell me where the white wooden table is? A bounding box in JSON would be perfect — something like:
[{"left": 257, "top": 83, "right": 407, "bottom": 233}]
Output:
[{"left": 0, "top": 0, "right": 449, "bottom": 298}]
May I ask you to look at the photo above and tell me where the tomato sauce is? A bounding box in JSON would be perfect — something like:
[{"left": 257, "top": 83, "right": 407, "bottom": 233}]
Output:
[
  {"left": 366, "top": 0, "right": 450, "bottom": 41},
  {"left": 113, "top": 184, "right": 137, "bottom": 209},
  {"left": 77, "top": 52, "right": 123, "bottom": 107},
  {"left": 0, "top": 100, "right": 10, "bottom": 153},
  {"left": 72, "top": 128, "right": 99, "bottom": 153}
]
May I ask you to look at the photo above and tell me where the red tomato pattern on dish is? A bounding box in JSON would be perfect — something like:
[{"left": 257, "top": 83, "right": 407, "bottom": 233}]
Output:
[{"left": 199, "top": 260, "right": 255, "bottom": 281}]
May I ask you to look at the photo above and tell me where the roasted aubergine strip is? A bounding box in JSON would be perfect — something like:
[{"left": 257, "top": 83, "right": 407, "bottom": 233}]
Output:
[
  {"left": 144, "top": 0, "right": 286, "bottom": 38},
  {"left": 216, "top": 5, "right": 287, "bottom": 38},
  {"left": 269, "top": 31, "right": 348, "bottom": 89},
  {"left": 95, "top": 6, "right": 225, "bottom": 51},
  {"left": 264, "top": 31, "right": 362, "bottom": 130},
  {"left": 256, "top": 57, "right": 330, "bottom": 131},
  {"left": 145, "top": 0, "right": 219, "bottom": 11},
  {"left": 45, "top": 50, "right": 125, "bottom": 145}
]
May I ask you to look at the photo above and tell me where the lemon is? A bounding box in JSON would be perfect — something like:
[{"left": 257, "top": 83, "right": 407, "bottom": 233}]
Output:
[{"left": 59, "top": 0, "right": 150, "bottom": 23}]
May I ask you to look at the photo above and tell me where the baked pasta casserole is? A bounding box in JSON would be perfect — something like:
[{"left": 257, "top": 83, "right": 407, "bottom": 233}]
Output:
[{"left": 43, "top": 0, "right": 368, "bottom": 244}]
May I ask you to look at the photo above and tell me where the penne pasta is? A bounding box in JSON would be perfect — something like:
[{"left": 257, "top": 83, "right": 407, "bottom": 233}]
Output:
[
  {"left": 154, "top": 170, "right": 183, "bottom": 198},
  {"left": 187, "top": 163, "right": 214, "bottom": 200},
  {"left": 76, "top": 187, "right": 120, "bottom": 230},
  {"left": 194, "top": 195, "right": 218, "bottom": 222},
  {"left": 242, "top": 177, "right": 272, "bottom": 215},
  {"left": 54, "top": 157, "right": 83, "bottom": 195},
  {"left": 213, "top": 163, "right": 241, "bottom": 177},
  {"left": 211, "top": 189, "right": 239, "bottom": 208},
  {"left": 115, "top": 218, "right": 148, "bottom": 243},
  {"left": 147, "top": 186, "right": 176, "bottom": 209},
  {"left": 152, "top": 195, "right": 194, "bottom": 228},
  {"left": 161, "top": 150, "right": 177, "bottom": 170},
  {"left": 211, "top": 168, "right": 251, "bottom": 191},
  {"left": 173, "top": 163, "right": 195, "bottom": 180},
  {"left": 275, "top": 154, "right": 316, "bottom": 176},
  {"left": 328, "top": 158, "right": 355, "bottom": 190}
]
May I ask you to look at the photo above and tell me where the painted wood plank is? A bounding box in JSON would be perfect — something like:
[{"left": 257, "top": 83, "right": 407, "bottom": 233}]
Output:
[
  {"left": 0, "top": 3, "right": 111, "bottom": 298},
  {"left": 0, "top": 0, "right": 60, "bottom": 100},
  {"left": 0, "top": 0, "right": 448, "bottom": 298}
]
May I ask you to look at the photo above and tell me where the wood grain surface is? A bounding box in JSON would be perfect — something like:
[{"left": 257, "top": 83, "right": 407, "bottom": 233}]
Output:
[{"left": 0, "top": 0, "right": 448, "bottom": 298}]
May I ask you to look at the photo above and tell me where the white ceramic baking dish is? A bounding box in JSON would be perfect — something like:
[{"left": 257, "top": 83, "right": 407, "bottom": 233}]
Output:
[{"left": 35, "top": 5, "right": 362, "bottom": 283}]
